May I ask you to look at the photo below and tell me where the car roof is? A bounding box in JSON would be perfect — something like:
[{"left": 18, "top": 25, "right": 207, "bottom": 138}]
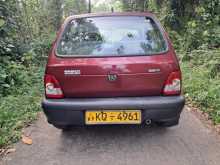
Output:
[{"left": 65, "top": 12, "right": 155, "bottom": 22}]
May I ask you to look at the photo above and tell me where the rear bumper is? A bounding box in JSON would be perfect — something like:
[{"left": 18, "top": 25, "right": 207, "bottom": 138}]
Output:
[{"left": 42, "top": 96, "right": 185, "bottom": 126}]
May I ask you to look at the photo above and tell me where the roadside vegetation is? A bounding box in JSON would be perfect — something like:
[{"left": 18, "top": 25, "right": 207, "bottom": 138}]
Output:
[
  {"left": 0, "top": 0, "right": 219, "bottom": 148},
  {"left": 146, "top": 0, "right": 220, "bottom": 124},
  {"left": 181, "top": 49, "right": 220, "bottom": 123},
  {"left": 0, "top": 0, "right": 91, "bottom": 149},
  {"left": 0, "top": 66, "right": 43, "bottom": 147}
]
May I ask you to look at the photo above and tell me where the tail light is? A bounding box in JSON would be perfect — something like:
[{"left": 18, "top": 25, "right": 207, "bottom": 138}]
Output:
[
  {"left": 44, "top": 74, "right": 64, "bottom": 99},
  {"left": 163, "top": 71, "right": 181, "bottom": 96}
]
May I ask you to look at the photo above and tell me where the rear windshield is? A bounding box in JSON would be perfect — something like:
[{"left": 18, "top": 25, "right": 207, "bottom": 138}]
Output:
[{"left": 57, "top": 16, "right": 168, "bottom": 57}]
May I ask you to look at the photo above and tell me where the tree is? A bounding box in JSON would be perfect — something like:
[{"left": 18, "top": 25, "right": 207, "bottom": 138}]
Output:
[
  {"left": 122, "top": 0, "right": 146, "bottom": 11},
  {"left": 48, "top": 0, "right": 63, "bottom": 31},
  {"left": 63, "top": 0, "right": 88, "bottom": 16}
]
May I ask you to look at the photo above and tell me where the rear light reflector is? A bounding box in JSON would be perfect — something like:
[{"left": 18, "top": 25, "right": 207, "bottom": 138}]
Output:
[
  {"left": 163, "top": 71, "right": 181, "bottom": 96},
  {"left": 44, "top": 74, "right": 64, "bottom": 99}
]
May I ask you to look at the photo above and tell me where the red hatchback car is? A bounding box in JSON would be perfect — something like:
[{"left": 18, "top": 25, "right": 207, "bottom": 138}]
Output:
[{"left": 42, "top": 12, "right": 185, "bottom": 129}]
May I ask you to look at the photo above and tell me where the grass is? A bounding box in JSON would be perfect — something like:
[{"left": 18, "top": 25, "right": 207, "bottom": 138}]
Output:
[
  {"left": 0, "top": 65, "right": 44, "bottom": 148},
  {"left": 180, "top": 48, "right": 220, "bottom": 124}
]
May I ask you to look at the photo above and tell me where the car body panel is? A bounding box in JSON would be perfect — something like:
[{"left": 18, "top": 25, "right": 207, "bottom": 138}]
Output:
[{"left": 46, "top": 52, "right": 179, "bottom": 97}]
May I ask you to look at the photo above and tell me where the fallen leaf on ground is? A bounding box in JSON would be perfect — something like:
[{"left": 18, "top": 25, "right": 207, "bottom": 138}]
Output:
[{"left": 22, "top": 135, "right": 33, "bottom": 145}]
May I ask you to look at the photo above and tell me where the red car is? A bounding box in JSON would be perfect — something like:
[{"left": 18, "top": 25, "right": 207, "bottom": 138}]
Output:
[{"left": 42, "top": 12, "right": 185, "bottom": 130}]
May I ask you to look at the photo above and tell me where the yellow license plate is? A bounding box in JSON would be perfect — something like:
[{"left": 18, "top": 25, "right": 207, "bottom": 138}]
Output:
[{"left": 85, "top": 110, "right": 141, "bottom": 125}]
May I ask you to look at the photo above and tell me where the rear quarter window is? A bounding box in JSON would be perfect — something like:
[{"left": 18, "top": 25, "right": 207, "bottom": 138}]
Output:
[{"left": 56, "top": 16, "right": 168, "bottom": 57}]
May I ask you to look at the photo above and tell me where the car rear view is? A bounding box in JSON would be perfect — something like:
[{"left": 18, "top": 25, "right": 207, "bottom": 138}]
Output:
[{"left": 42, "top": 12, "right": 185, "bottom": 129}]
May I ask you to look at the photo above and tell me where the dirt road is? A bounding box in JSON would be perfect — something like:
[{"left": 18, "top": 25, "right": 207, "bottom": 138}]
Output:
[{"left": 1, "top": 108, "right": 220, "bottom": 165}]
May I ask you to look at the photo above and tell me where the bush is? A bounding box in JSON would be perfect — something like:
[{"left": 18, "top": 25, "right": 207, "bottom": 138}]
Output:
[
  {"left": 0, "top": 66, "right": 43, "bottom": 148},
  {"left": 181, "top": 48, "right": 220, "bottom": 124},
  {"left": 0, "top": 0, "right": 55, "bottom": 97}
]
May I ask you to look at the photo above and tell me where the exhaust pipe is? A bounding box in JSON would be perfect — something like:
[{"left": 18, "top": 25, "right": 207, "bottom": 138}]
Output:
[{"left": 145, "top": 119, "right": 152, "bottom": 125}]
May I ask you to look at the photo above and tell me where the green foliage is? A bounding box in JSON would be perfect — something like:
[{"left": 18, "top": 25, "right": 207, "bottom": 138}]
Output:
[
  {"left": 92, "top": 0, "right": 123, "bottom": 12},
  {"left": 63, "top": 0, "right": 88, "bottom": 16},
  {"left": 0, "top": 0, "right": 54, "bottom": 148},
  {"left": 0, "top": 0, "right": 20, "bottom": 96},
  {"left": 0, "top": 0, "right": 56, "bottom": 97},
  {"left": 121, "top": 0, "right": 146, "bottom": 11},
  {"left": 0, "top": 66, "right": 43, "bottom": 148},
  {"left": 48, "top": 0, "right": 64, "bottom": 30},
  {"left": 146, "top": 0, "right": 220, "bottom": 51},
  {"left": 181, "top": 49, "right": 220, "bottom": 124}
]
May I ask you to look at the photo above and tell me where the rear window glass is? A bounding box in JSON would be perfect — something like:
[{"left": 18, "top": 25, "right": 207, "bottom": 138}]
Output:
[{"left": 57, "top": 16, "right": 168, "bottom": 57}]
